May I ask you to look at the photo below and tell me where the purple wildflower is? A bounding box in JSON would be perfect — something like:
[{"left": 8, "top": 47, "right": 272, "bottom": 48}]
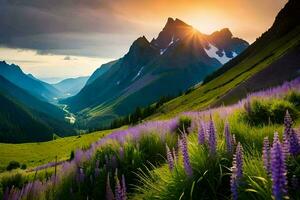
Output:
[
  {"left": 289, "top": 129, "right": 300, "bottom": 156},
  {"left": 179, "top": 133, "right": 193, "bottom": 177},
  {"left": 282, "top": 110, "right": 295, "bottom": 157},
  {"left": 224, "top": 122, "right": 232, "bottom": 153},
  {"left": 230, "top": 171, "right": 238, "bottom": 200},
  {"left": 235, "top": 143, "right": 244, "bottom": 180},
  {"left": 77, "top": 168, "right": 85, "bottom": 183},
  {"left": 121, "top": 175, "right": 127, "bottom": 200},
  {"left": 115, "top": 173, "right": 123, "bottom": 200},
  {"left": 111, "top": 155, "right": 118, "bottom": 169},
  {"left": 172, "top": 147, "right": 178, "bottom": 163},
  {"left": 95, "top": 160, "right": 100, "bottom": 177},
  {"left": 271, "top": 137, "right": 287, "bottom": 199},
  {"left": 230, "top": 142, "right": 244, "bottom": 200},
  {"left": 284, "top": 110, "right": 293, "bottom": 136},
  {"left": 119, "top": 147, "right": 125, "bottom": 160},
  {"left": 232, "top": 134, "right": 236, "bottom": 146},
  {"left": 244, "top": 98, "right": 251, "bottom": 114},
  {"left": 208, "top": 117, "right": 217, "bottom": 155},
  {"left": 262, "top": 137, "right": 271, "bottom": 174},
  {"left": 3, "top": 187, "right": 9, "bottom": 200},
  {"left": 166, "top": 144, "right": 174, "bottom": 171},
  {"left": 198, "top": 122, "right": 205, "bottom": 145},
  {"left": 106, "top": 174, "right": 114, "bottom": 200}
]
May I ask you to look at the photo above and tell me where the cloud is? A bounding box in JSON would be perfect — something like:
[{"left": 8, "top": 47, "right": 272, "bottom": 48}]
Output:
[
  {"left": 0, "top": 0, "right": 143, "bottom": 58},
  {"left": 63, "top": 56, "right": 71, "bottom": 60},
  {"left": 0, "top": 0, "right": 287, "bottom": 58}
]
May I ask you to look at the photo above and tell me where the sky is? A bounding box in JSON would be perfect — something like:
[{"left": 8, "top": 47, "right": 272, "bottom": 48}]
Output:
[{"left": 0, "top": 0, "right": 288, "bottom": 82}]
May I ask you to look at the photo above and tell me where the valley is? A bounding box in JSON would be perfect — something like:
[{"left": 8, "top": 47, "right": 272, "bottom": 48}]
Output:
[{"left": 0, "top": 0, "right": 300, "bottom": 199}]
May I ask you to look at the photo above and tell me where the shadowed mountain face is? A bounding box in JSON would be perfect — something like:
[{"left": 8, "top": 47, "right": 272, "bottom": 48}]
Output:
[
  {"left": 0, "top": 75, "right": 75, "bottom": 143},
  {"left": 63, "top": 18, "right": 249, "bottom": 127},
  {"left": 86, "top": 60, "right": 118, "bottom": 85},
  {"left": 0, "top": 61, "right": 63, "bottom": 102}
]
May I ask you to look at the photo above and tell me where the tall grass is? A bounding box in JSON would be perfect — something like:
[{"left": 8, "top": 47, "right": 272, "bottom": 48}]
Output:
[{"left": 2, "top": 79, "right": 300, "bottom": 200}]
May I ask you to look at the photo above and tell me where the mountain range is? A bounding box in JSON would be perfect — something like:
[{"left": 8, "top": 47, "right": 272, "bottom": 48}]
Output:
[
  {"left": 52, "top": 76, "right": 89, "bottom": 97},
  {"left": 63, "top": 18, "right": 249, "bottom": 128},
  {"left": 0, "top": 61, "right": 62, "bottom": 102},
  {"left": 0, "top": 75, "right": 75, "bottom": 142},
  {"left": 151, "top": 0, "right": 300, "bottom": 118},
  {"left": 2, "top": 0, "right": 299, "bottom": 142}
]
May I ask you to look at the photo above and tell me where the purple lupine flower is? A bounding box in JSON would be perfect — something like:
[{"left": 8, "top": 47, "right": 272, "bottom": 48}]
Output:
[
  {"left": 283, "top": 110, "right": 293, "bottom": 157},
  {"left": 235, "top": 143, "right": 244, "bottom": 180},
  {"left": 284, "top": 110, "right": 293, "bottom": 136},
  {"left": 179, "top": 133, "right": 193, "bottom": 177},
  {"left": 3, "top": 187, "right": 9, "bottom": 200},
  {"left": 230, "top": 142, "right": 244, "bottom": 200},
  {"left": 111, "top": 155, "right": 118, "bottom": 169},
  {"left": 166, "top": 144, "right": 174, "bottom": 171},
  {"left": 208, "top": 117, "right": 217, "bottom": 155},
  {"left": 198, "top": 122, "right": 205, "bottom": 145},
  {"left": 119, "top": 147, "right": 125, "bottom": 160},
  {"left": 282, "top": 134, "right": 290, "bottom": 159},
  {"left": 224, "top": 122, "right": 232, "bottom": 153},
  {"left": 289, "top": 129, "right": 300, "bottom": 156},
  {"left": 271, "top": 138, "right": 288, "bottom": 199},
  {"left": 78, "top": 168, "right": 85, "bottom": 183},
  {"left": 121, "top": 175, "right": 127, "bottom": 200},
  {"left": 262, "top": 137, "right": 271, "bottom": 174},
  {"left": 244, "top": 98, "right": 251, "bottom": 114},
  {"left": 230, "top": 169, "right": 238, "bottom": 200},
  {"left": 115, "top": 174, "right": 122, "bottom": 200},
  {"left": 106, "top": 174, "right": 114, "bottom": 200},
  {"left": 232, "top": 134, "right": 236, "bottom": 146},
  {"left": 172, "top": 147, "right": 178, "bottom": 163},
  {"left": 95, "top": 160, "right": 100, "bottom": 177}
]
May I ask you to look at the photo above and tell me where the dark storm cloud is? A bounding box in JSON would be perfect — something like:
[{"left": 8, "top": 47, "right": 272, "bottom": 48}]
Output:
[{"left": 0, "top": 0, "right": 141, "bottom": 57}]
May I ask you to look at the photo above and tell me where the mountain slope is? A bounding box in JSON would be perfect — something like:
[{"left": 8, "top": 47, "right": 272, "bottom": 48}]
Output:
[
  {"left": 53, "top": 76, "right": 89, "bottom": 96},
  {"left": 86, "top": 60, "right": 118, "bottom": 85},
  {"left": 0, "top": 61, "right": 63, "bottom": 101},
  {"left": 64, "top": 18, "right": 248, "bottom": 127},
  {"left": 150, "top": 0, "right": 300, "bottom": 119},
  {"left": 0, "top": 76, "right": 65, "bottom": 119},
  {"left": 0, "top": 93, "right": 54, "bottom": 143},
  {"left": 0, "top": 76, "right": 76, "bottom": 142}
]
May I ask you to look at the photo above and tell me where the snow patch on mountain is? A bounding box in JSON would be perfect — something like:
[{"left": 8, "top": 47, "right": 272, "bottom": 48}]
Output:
[
  {"left": 204, "top": 43, "right": 236, "bottom": 64},
  {"left": 132, "top": 66, "right": 144, "bottom": 81},
  {"left": 160, "top": 36, "right": 179, "bottom": 55}
]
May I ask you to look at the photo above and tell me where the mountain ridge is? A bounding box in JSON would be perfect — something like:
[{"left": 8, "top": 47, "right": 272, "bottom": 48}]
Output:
[
  {"left": 149, "top": 0, "right": 300, "bottom": 119},
  {"left": 0, "top": 61, "right": 63, "bottom": 102},
  {"left": 63, "top": 18, "right": 249, "bottom": 128}
]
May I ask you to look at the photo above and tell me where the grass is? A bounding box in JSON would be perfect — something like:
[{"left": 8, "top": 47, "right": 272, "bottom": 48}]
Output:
[
  {"left": 2, "top": 91, "right": 300, "bottom": 199},
  {"left": 0, "top": 129, "right": 113, "bottom": 172}
]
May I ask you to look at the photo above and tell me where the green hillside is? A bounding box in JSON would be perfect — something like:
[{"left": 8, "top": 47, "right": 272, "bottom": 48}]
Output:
[
  {"left": 0, "top": 93, "right": 55, "bottom": 142},
  {"left": 0, "top": 129, "right": 113, "bottom": 172},
  {"left": 151, "top": 26, "right": 300, "bottom": 120},
  {"left": 0, "top": 76, "right": 76, "bottom": 143}
]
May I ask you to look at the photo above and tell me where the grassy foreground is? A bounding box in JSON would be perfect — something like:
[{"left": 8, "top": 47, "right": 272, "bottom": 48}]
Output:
[
  {"left": 1, "top": 79, "right": 300, "bottom": 199},
  {"left": 0, "top": 130, "right": 113, "bottom": 172}
]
